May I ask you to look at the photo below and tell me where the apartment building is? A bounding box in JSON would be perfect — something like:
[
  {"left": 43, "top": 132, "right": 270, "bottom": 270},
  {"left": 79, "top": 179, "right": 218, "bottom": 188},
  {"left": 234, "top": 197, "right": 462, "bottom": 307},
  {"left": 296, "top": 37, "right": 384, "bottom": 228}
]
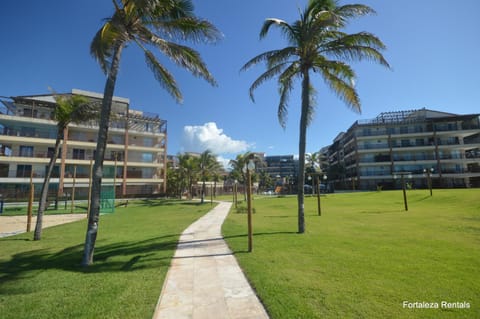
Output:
[
  {"left": 326, "top": 108, "right": 480, "bottom": 190},
  {"left": 0, "top": 89, "right": 167, "bottom": 200}
]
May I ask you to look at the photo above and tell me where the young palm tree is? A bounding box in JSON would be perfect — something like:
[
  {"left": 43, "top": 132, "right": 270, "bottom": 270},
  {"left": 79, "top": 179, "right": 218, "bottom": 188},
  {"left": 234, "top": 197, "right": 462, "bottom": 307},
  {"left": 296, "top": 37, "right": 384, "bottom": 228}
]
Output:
[
  {"left": 177, "top": 153, "right": 199, "bottom": 199},
  {"left": 83, "top": 0, "right": 221, "bottom": 265},
  {"left": 33, "top": 94, "right": 98, "bottom": 240},
  {"left": 242, "top": 0, "right": 389, "bottom": 233},
  {"left": 306, "top": 151, "right": 328, "bottom": 174},
  {"left": 198, "top": 150, "right": 221, "bottom": 203}
]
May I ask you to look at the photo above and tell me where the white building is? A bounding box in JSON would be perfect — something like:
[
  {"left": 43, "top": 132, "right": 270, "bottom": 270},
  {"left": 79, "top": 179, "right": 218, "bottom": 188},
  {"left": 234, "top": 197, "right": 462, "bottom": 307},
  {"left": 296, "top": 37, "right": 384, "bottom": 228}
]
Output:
[
  {"left": 326, "top": 108, "right": 480, "bottom": 190},
  {"left": 0, "top": 89, "right": 167, "bottom": 201}
]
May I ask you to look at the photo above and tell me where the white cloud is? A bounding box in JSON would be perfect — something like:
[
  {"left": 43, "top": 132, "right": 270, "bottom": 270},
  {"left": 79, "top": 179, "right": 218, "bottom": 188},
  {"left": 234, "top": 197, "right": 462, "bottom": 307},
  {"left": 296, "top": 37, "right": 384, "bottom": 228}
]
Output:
[{"left": 181, "top": 122, "right": 251, "bottom": 155}]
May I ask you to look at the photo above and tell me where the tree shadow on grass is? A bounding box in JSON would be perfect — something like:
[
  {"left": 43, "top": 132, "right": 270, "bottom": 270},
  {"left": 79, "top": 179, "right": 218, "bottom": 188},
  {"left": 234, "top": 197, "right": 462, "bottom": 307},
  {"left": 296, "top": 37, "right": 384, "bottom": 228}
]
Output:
[
  {"left": 131, "top": 199, "right": 207, "bottom": 208},
  {"left": 223, "top": 231, "right": 297, "bottom": 255},
  {"left": 0, "top": 233, "right": 181, "bottom": 291}
]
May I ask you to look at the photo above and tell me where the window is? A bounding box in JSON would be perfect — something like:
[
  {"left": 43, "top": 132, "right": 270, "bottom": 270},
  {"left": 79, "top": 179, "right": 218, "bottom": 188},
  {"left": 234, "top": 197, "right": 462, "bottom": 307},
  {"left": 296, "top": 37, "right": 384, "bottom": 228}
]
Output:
[
  {"left": 415, "top": 139, "right": 425, "bottom": 146},
  {"left": 142, "top": 153, "right": 153, "bottom": 162},
  {"left": 401, "top": 140, "right": 410, "bottom": 147},
  {"left": 73, "top": 149, "right": 85, "bottom": 160},
  {"left": 16, "top": 164, "right": 32, "bottom": 177},
  {"left": 400, "top": 126, "right": 409, "bottom": 134},
  {"left": 19, "top": 145, "right": 34, "bottom": 157},
  {"left": 21, "top": 127, "right": 35, "bottom": 137}
]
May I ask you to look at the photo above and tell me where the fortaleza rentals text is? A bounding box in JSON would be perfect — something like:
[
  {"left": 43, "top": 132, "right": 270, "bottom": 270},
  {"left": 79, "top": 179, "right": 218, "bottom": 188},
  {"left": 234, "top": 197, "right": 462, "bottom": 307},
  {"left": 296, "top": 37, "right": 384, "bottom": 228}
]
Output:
[{"left": 403, "top": 301, "right": 470, "bottom": 309}]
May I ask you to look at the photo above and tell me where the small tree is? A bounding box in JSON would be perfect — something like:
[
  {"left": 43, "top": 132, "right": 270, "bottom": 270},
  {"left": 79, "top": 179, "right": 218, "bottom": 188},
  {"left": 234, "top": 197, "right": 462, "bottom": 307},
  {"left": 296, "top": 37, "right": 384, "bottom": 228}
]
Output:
[
  {"left": 34, "top": 93, "right": 98, "bottom": 240},
  {"left": 198, "top": 150, "right": 222, "bottom": 203}
]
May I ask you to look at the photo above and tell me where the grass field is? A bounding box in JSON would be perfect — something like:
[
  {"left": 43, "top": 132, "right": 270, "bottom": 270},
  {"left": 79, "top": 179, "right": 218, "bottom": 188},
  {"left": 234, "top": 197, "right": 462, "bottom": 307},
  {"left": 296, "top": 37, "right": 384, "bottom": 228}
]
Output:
[
  {"left": 0, "top": 199, "right": 212, "bottom": 319},
  {"left": 223, "top": 189, "right": 480, "bottom": 319}
]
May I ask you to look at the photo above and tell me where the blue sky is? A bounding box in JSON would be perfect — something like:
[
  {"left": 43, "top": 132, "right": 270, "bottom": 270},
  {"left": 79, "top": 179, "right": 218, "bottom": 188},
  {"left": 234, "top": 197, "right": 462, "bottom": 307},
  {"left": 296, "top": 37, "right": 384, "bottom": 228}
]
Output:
[{"left": 1, "top": 1, "right": 479, "bottom": 166}]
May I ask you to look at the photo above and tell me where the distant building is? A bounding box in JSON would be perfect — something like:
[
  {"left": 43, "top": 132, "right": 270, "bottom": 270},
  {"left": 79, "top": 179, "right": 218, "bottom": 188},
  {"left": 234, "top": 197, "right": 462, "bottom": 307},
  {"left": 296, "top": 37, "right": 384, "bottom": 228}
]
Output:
[
  {"left": 0, "top": 89, "right": 167, "bottom": 200},
  {"left": 261, "top": 154, "right": 299, "bottom": 192},
  {"left": 325, "top": 108, "right": 480, "bottom": 190}
]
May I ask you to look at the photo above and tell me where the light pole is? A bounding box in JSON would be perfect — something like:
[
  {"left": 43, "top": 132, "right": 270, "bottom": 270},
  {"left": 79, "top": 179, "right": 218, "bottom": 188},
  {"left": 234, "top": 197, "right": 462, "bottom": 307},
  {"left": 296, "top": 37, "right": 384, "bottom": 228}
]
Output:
[
  {"left": 243, "top": 159, "right": 255, "bottom": 252},
  {"left": 393, "top": 172, "right": 412, "bottom": 211},
  {"left": 423, "top": 168, "right": 434, "bottom": 196}
]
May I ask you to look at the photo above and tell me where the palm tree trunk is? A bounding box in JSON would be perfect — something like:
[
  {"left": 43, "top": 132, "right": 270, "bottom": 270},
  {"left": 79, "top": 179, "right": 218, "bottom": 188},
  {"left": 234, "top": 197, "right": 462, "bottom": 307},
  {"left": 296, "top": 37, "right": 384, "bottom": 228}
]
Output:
[
  {"left": 33, "top": 129, "right": 63, "bottom": 240},
  {"left": 297, "top": 70, "right": 310, "bottom": 234},
  {"left": 82, "top": 44, "right": 124, "bottom": 266},
  {"left": 201, "top": 179, "right": 206, "bottom": 204}
]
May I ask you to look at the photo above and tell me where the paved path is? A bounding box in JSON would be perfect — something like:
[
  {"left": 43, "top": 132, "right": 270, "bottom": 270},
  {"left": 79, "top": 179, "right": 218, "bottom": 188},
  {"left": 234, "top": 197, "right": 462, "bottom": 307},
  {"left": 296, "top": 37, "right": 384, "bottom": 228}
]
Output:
[
  {"left": 0, "top": 214, "right": 86, "bottom": 238},
  {"left": 152, "top": 201, "right": 269, "bottom": 319}
]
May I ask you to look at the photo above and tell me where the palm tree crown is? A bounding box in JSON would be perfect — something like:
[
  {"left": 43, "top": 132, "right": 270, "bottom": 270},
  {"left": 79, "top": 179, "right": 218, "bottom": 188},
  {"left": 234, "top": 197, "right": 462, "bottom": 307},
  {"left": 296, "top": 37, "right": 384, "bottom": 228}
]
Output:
[
  {"left": 242, "top": 0, "right": 389, "bottom": 233},
  {"left": 91, "top": 0, "right": 220, "bottom": 102}
]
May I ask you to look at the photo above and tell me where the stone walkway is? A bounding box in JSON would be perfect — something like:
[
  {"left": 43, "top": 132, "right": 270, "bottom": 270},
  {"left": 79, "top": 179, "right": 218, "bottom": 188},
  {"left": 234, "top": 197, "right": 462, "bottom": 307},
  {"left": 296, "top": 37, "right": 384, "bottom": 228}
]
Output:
[
  {"left": 152, "top": 201, "right": 269, "bottom": 319},
  {"left": 0, "top": 214, "right": 86, "bottom": 238}
]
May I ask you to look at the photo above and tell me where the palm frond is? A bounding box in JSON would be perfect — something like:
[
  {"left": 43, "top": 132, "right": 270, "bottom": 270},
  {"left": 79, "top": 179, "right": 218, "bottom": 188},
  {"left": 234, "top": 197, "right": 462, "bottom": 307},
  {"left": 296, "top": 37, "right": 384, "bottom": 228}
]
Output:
[
  {"left": 335, "top": 4, "right": 376, "bottom": 19},
  {"left": 320, "top": 66, "right": 361, "bottom": 113},
  {"left": 150, "top": 35, "right": 217, "bottom": 86},
  {"left": 277, "top": 76, "right": 293, "bottom": 129},
  {"left": 90, "top": 22, "right": 119, "bottom": 74},
  {"left": 312, "top": 58, "right": 357, "bottom": 83},
  {"left": 325, "top": 32, "right": 390, "bottom": 67},
  {"left": 150, "top": 17, "right": 222, "bottom": 43},
  {"left": 260, "top": 18, "right": 294, "bottom": 39},
  {"left": 276, "top": 63, "right": 300, "bottom": 127},
  {"left": 241, "top": 47, "right": 296, "bottom": 74},
  {"left": 248, "top": 62, "right": 289, "bottom": 102},
  {"left": 144, "top": 51, "right": 183, "bottom": 102}
]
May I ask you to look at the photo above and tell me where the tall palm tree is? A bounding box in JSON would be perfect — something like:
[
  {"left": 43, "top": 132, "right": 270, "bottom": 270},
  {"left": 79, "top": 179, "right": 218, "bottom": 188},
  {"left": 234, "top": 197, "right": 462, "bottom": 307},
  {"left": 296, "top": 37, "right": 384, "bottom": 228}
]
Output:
[
  {"left": 34, "top": 93, "right": 98, "bottom": 240},
  {"left": 242, "top": 0, "right": 389, "bottom": 233},
  {"left": 83, "top": 0, "right": 221, "bottom": 266}
]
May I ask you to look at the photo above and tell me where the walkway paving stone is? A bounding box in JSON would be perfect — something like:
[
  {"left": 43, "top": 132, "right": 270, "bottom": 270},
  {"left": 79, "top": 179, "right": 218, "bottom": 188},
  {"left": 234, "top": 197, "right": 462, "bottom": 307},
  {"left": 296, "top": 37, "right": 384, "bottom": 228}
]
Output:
[
  {"left": 0, "top": 214, "right": 86, "bottom": 238},
  {"left": 152, "top": 201, "right": 269, "bottom": 319}
]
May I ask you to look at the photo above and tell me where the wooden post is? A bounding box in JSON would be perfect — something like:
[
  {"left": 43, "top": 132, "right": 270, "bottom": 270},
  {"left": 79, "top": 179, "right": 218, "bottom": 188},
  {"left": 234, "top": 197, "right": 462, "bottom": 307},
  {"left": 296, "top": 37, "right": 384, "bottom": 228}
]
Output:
[
  {"left": 27, "top": 171, "right": 34, "bottom": 232},
  {"left": 113, "top": 157, "right": 117, "bottom": 199},
  {"left": 71, "top": 165, "right": 76, "bottom": 213},
  {"left": 247, "top": 169, "right": 253, "bottom": 252},
  {"left": 210, "top": 184, "right": 213, "bottom": 206},
  {"left": 316, "top": 175, "right": 321, "bottom": 216},
  {"left": 402, "top": 174, "right": 408, "bottom": 211}
]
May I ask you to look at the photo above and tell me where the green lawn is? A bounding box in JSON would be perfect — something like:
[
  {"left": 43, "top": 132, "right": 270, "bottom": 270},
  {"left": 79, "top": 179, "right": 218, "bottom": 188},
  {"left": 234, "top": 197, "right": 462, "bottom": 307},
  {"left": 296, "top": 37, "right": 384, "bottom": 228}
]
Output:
[
  {"left": 223, "top": 189, "right": 480, "bottom": 319},
  {"left": 0, "top": 199, "right": 213, "bottom": 319}
]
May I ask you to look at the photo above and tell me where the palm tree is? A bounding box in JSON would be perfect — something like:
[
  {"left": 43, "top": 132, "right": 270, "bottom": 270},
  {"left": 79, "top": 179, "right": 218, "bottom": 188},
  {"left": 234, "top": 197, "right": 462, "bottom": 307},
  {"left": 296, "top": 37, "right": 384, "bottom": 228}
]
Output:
[
  {"left": 33, "top": 93, "right": 98, "bottom": 240},
  {"left": 242, "top": 0, "right": 389, "bottom": 233},
  {"left": 177, "top": 153, "right": 199, "bottom": 199},
  {"left": 83, "top": 0, "right": 221, "bottom": 266},
  {"left": 229, "top": 152, "right": 263, "bottom": 199},
  {"left": 198, "top": 150, "right": 221, "bottom": 203},
  {"left": 229, "top": 152, "right": 252, "bottom": 200}
]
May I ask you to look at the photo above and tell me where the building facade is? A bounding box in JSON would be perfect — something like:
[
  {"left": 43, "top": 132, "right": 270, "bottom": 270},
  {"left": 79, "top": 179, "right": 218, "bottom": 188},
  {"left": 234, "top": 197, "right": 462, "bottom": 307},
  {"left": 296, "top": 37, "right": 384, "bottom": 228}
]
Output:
[
  {"left": 326, "top": 108, "right": 480, "bottom": 190},
  {"left": 0, "top": 89, "right": 167, "bottom": 200}
]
